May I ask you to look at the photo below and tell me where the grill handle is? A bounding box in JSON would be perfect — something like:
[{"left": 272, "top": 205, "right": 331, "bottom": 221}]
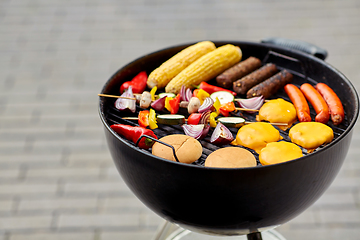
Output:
[{"left": 261, "top": 37, "right": 328, "bottom": 60}]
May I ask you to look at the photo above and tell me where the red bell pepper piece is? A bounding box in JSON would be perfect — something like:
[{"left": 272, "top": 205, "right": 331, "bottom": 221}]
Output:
[
  {"left": 198, "top": 81, "right": 237, "bottom": 96},
  {"left": 110, "top": 124, "right": 157, "bottom": 149},
  {"left": 219, "top": 102, "right": 236, "bottom": 117},
  {"left": 187, "top": 113, "right": 202, "bottom": 125},
  {"left": 120, "top": 71, "right": 148, "bottom": 94},
  {"left": 138, "top": 110, "right": 150, "bottom": 128},
  {"left": 168, "top": 94, "right": 181, "bottom": 114}
]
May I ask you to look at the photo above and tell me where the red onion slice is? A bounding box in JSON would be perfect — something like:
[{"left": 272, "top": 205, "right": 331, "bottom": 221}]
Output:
[
  {"left": 199, "top": 110, "right": 211, "bottom": 124},
  {"left": 198, "top": 97, "right": 214, "bottom": 113},
  {"left": 182, "top": 124, "right": 206, "bottom": 139},
  {"left": 200, "top": 124, "right": 210, "bottom": 139},
  {"left": 237, "top": 96, "right": 264, "bottom": 112},
  {"left": 210, "top": 122, "right": 234, "bottom": 145},
  {"left": 151, "top": 96, "right": 166, "bottom": 111},
  {"left": 180, "top": 85, "right": 186, "bottom": 102},
  {"left": 185, "top": 88, "right": 193, "bottom": 102},
  {"left": 115, "top": 86, "right": 136, "bottom": 113}
]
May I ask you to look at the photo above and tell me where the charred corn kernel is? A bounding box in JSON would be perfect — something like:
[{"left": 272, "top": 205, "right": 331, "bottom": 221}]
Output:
[
  {"left": 165, "top": 44, "right": 242, "bottom": 94},
  {"left": 147, "top": 41, "right": 216, "bottom": 89}
]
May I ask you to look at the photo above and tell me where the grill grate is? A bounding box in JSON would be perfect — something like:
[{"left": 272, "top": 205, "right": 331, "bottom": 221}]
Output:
[{"left": 102, "top": 50, "right": 349, "bottom": 167}]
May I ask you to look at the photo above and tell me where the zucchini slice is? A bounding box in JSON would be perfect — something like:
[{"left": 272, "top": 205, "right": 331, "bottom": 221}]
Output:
[
  {"left": 158, "top": 92, "right": 176, "bottom": 99},
  {"left": 157, "top": 114, "right": 186, "bottom": 125},
  {"left": 218, "top": 117, "right": 245, "bottom": 128},
  {"left": 210, "top": 91, "right": 235, "bottom": 105}
]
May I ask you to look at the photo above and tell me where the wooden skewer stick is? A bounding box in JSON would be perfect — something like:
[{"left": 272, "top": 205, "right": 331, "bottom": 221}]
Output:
[
  {"left": 244, "top": 121, "right": 288, "bottom": 126},
  {"left": 123, "top": 116, "right": 288, "bottom": 127},
  {"left": 98, "top": 93, "right": 136, "bottom": 100},
  {"left": 122, "top": 117, "right": 140, "bottom": 120},
  {"left": 235, "top": 107, "right": 259, "bottom": 112},
  {"left": 234, "top": 98, "right": 269, "bottom": 103}
]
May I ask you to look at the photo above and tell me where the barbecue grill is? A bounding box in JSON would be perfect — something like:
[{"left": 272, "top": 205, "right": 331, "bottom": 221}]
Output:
[{"left": 98, "top": 39, "right": 359, "bottom": 240}]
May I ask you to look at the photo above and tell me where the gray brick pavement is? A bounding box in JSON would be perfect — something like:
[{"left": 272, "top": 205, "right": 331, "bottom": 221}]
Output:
[{"left": 0, "top": 0, "right": 359, "bottom": 239}]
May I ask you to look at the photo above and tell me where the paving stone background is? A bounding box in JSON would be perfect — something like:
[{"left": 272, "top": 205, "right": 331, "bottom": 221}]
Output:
[{"left": 0, "top": 0, "right": 359, "bottom": 239}]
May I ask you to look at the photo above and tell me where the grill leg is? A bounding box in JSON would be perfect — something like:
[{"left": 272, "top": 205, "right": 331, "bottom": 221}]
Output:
[{"left": 247, "top": 232, "right": 263, "bottom": 240}]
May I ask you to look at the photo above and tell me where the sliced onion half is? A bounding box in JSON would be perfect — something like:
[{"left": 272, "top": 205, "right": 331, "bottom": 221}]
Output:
[
  {"left": 210, "top": 122, "right": 234, "bottom": 145},
  {"left": 151, "top": 96, "right": 166, "bottom": 111},
  {"left": 180, "top": 85, "right": 186, "bottom": 102},
  {"left": 199, "top": 110, "right": 211, "bottom": 124},
  {"left": 180, "top": 85, "right": 193, "bottom": 102},
  {"left": 182, "top": 124, "right": 206, "bottom": 140},
  {"left": 115, "top": 86, "right": 136, "bottom": 113},
  {"left": 198, "top": 97, "right": 214, "bottom": 113},
  {"left": 185, "top": 88, "right": 193, "bottom": 101},
  {"left": 237, "top": 95, "right": 264, "bottom": 112}
]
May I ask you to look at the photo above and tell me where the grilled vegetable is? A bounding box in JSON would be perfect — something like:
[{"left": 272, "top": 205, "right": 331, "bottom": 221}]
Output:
[
  {"left": 149, "top": 109, "right": 158, "bottom": 129},
  {"left": 237, "top": 96, "right": 264, "bottom": 113},
  {"left": 139, "top": 91, "right": 152, "bottom": 109},
  {"left": 187, "top": 97, "right": 201, "bottom": 114},
  {"left": 157, "top": 114, "right": 186, "bottom": 125},
  {"left": 218, "top": 117, "right": 245, "bottom": 128},
  {"left": 120, "top": 71, "right": 148, "bottom": 94},
  {"left": 219, "top": 102, "right": 236, "bottom": 117},
  {"left": 158, "top": 92, "right": 176, "bottom": 99},
  {"left": 198, "top": 97, "right": 214, "bottom": 113},
  {"left": 300, "top": 83, "right": 330, "bottom": 124},
  {"left": 147, "top": 41, "right": 216, "bottom": 89},
  {"left": 198, "top": 81, "right": 237, "bottom": 96},
  {"left": 210, "top": 122, "right": 234, "bottom": 145},
  {"left": 168, "top": 94, "right": 181, "bottom": 114},
  {"left": 150, "top": 96, "right": 166, "bottom": 111},
  {"left": 115, "top": 86, "right": 136, "bottom": 113},
  {"left": 138, "top": 110, "right": 150, "bottom": 128},
  {"left": 165, "top": 44, "right": 242, "bottom": 94},
  {"left": 210, "top": 91, "right": 235, "bottom": 105},
  {"left": 110, "top": 124, "right": 157, "bottom": 149},
  {"left": 315, "top": 83, "right": 344, "bottom": 125},
  {"left": 186, "top": 113, "right": 202, "bottom": 125},
  {"left": 195, "top": 89, "right": 210, "bottom": 104}
]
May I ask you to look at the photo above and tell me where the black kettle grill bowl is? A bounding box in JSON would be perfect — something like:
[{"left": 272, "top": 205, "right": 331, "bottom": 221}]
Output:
[{"left": 99, "top": 41, "right": 359, "bottom": 235}]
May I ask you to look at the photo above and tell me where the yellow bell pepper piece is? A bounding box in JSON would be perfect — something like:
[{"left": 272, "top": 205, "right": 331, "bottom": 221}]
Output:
[
  {"left": 213, "top": 97, "right": 221, "bottom": 113},
  {"left": 150, "top": 86, "right": 157, "bottom": 101},
  {"left": 165, "top": 96, "right": 173, "bottom": 112},
  {"left": 149, "top": 108, "right": 158, "bottom": 129},
  {"left": 210, "top": 112, "right": 218, "bottom": 128},
  {"left": 196, "top": 89, "right": 210, "bottom": 104}
]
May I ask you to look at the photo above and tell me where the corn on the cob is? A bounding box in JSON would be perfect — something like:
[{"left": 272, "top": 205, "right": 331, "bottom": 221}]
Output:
[
  {"left": 165, "top": 44, "right": 242, "bottom": 94},
  {"left": 147, "top": 41, "right": 216, "bottom": 89}
]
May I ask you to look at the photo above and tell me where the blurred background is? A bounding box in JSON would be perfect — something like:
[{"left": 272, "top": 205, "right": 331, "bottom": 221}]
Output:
[{"left": 0, "top": 0, "right": 359, "bottom": 239}]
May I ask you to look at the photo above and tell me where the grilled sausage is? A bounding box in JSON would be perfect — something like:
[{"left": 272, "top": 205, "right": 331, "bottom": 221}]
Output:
[
  {"left": 246, "top": 69, "right": 293, "bottom": 99},
  {"left": 233, "top": 63, "right": 278, "bottom": 95},
  {"left": 315, "top": 83, "right": 344, "bottom": 125},
  {"left": 216, "top": 57, "right": 262, "bottom": 89},
  {"left": 284, "top": 84, "right": 312, "bottom": 122},
  {"left": 300, "top": 83, "right": 330, "bottom": 124}
]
